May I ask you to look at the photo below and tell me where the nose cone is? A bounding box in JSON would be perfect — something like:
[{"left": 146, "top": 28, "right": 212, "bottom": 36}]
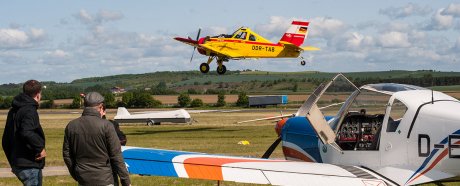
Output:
[{"left": 275, "top": 118, "right": 288, "bottom": 136}]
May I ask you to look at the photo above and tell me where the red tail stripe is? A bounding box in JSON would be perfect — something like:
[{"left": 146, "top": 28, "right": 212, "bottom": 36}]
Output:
[{"left": 292, "top": 21, "right": 309, "bottom": 26}]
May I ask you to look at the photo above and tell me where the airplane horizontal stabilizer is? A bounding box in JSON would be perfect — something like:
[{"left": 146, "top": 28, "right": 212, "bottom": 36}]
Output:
[{"left": 302, "top": 46, "right": 320, "bottom": 51}]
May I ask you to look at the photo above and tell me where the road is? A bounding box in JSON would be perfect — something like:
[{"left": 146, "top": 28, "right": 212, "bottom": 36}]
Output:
[{"left": 0, "top": 166, "right": 69, "bottom": 178}]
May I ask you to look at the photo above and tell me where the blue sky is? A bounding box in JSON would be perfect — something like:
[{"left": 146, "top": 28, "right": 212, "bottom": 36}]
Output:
[{"left": 1, "top": 1, "right": 460, "bottom": 84}]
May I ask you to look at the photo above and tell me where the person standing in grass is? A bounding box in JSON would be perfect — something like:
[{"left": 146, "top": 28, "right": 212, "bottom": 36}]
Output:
[
  {"left": 101, "top": 105, "right": 127, "bottom": 146},
  {"left": 2, "top": 80, "right": 46, "bottom": 186},
  {"left": 63, "top": 92, "right": 131, "bottom": 186}
]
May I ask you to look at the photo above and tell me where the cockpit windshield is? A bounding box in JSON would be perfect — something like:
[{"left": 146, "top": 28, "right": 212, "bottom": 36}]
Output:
[
  {"left": 315, "top": 75, "right": 358, "bottom": 120},
  {"left": 234, "top": 31, "right": 247, "bottom": 40}
]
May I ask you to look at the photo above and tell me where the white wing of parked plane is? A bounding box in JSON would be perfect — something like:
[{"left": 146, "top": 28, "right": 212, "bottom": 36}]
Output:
[{"left": 122, "top": 146, "right": 395, "bottom": 186}]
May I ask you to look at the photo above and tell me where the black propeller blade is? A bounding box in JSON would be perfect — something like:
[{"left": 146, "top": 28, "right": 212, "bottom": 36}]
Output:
[
  {"left": 190, "top": 28, "right": 201, "bottom": 63},
  {"left": 261, "top": 136, "right": 282, "bottom": 159}
]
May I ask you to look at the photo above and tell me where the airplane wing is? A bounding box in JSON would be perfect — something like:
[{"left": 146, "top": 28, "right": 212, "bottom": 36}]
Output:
[
  {"left": 199, "top": 43, "right": 243, "bottom": 58},
  {"left": 174, "top": 37, "right": 242, "bottom": 58},
  {"left": 122, "top": 146, "right": 394, "bottom": 185}
]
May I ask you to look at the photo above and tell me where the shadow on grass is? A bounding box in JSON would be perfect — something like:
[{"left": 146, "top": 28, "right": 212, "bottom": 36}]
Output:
[{"left": 126, "top": 127, "right": 239, "bottom": 135}]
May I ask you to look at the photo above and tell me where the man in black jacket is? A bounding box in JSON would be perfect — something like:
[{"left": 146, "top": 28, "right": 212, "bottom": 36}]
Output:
[
  {"left": 2, "top": 80, "right": 46, "bottom": 186},
  {"left": 102, "top": 105, "right": 127, "bottom": 146},
  {"left": 63, "top": 92, "right": 131, "bottom": 186}
]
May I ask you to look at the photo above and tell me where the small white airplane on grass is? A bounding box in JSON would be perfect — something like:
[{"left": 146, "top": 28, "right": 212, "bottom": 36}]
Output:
[
  {"left": 121, "top": 74, "right": 460, "bottom": 185},
  {"left": 114, "top": 107, "right": 191, "bottom": 126}
]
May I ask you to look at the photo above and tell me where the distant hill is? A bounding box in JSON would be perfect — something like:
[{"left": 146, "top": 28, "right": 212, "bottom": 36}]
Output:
[{"left": 1, "top": 70, "right": 460, "bottom": 100}]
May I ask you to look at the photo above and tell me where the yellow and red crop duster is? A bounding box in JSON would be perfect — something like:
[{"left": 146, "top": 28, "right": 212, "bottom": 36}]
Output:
[{"left": 175, "top": 20, "right": 319, "bottom": 74}]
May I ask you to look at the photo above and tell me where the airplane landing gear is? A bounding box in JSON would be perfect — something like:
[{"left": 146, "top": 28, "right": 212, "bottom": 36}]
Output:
[
  {"left": 217, "top": 65, "right": 227, "bottom": 75},
  {"left": 300, "top": 56, "right": 306, "bottom": 66},
  {"left": 216, "top": 58, "right": 227, "bottom": 75},
  {"left": 200, "top": 63, "right": 210, "bottom": 73}
]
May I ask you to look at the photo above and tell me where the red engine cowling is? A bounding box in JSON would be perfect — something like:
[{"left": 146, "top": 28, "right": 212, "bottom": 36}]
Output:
[
  {"left": 197, "top": 37, "right": 207, "bottom": 55},
  {"left": 275, "top": 118, "right": 289, "bottom": 136}
]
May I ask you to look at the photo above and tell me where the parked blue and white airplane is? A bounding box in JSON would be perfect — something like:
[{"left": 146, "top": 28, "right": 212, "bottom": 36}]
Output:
[{"left": 121, "top": 74, "right": 460, "bottom": 185}]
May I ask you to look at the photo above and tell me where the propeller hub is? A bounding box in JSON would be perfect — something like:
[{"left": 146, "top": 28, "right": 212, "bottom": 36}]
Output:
[{"left": 275, "top": 118, "right": 288, "bottom": 136}]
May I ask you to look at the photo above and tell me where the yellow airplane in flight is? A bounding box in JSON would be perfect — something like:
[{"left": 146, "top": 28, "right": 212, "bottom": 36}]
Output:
[{"left": 175, "top": 20, "right": 319, "bottom": 74}]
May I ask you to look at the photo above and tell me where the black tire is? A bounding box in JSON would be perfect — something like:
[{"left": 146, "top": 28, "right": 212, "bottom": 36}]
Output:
[
  {"left": 199, "top": 63, "right": 210, "bottom": 73},
  {"left": 300, "top": 60, "right": 306, "bottom": 66},
  {"left": 217, "top": 65, "right": 227, "bottom": 75},
  {"left": 147, "top": 120, "right": 154, "bottom": 126}
]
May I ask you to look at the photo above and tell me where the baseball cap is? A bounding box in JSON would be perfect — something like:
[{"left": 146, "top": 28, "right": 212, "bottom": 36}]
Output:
[{"left": 84, "top": 92, "right": 105, "bottom": 107}]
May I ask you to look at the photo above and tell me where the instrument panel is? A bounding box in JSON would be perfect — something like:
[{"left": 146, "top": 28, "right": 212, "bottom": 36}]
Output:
[{"left": 337, "top": 113, "right": 384, "bottom": 150}]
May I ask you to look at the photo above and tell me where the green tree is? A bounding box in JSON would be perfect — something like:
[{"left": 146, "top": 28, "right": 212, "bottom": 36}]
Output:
[
  {"left": 2, "top": 97, "right": 13, "bottom": 108},
  {"left": 121, "top": 92, "right": 134, "bottom": 107},
  {"left": 292, "top": 83, "right": 298, "bottom": 92},
  {"left": 103, "top": 93, "right": 116, "bottom": 108},
  {"left": 190, "top": 98, "right": 204, "bottom": 108},
  {"left": 134, "top": 92, "right": 152, "bottom": 108},
  {"left": 0, "top": 96, "right": 5, "bottom": 109},
  {"left": 187, "top": 88, "right": 200, "bottom": 94},
  {"left": 216, "top": 92, "right": 226, "bottom": 107},
  {"left": 69, "top": 96, "right": 81, "bottom": 109},
  {"left": 84, "top": 85, "right": 109, "bottom": 94},
  {"left": 156, "top": 81, "right": 167, "bottom": 89},
  {"left": 236, "top": 92, "right": 249, "bottom": 107},
  {"left": 177, "top": 93, "right": 191, "bottom": 107},
  {"left": 40, "top": 100, "right": 54, "bottom": 109},
  {"left": 132, "top": 91, "right": 162, "bottom": 108}
]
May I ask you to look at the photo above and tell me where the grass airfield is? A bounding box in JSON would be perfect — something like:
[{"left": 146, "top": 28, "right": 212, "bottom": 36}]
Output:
[
  {"left": 0, "top": 108, "right": 457, "bottom": 186},
  {"left": 0, "top": 108, "right": 286, "bottom": 185}
]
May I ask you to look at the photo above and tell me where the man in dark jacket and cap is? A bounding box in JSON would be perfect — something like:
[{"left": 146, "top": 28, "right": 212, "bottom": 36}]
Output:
[
  {"left": 2, "top": 79, "right": 46, "bottom": 186},
  {"left": 63, "top": 92, "right": 131, "bottom": 186}
]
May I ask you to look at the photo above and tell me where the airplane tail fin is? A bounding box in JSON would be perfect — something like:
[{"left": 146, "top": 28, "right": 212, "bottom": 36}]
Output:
[
  {"left": 279, "top": 20, "right": 310, "bottom": 47},
  {"left": 116, "top": 107, "right": 131, "bottom": 116}
]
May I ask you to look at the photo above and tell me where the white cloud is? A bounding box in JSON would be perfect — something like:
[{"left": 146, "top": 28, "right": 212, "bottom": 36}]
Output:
[
  {"left": 309, "top": 17, "right": 347, "bottom": 39},
  {"left": 0, "top": 28, "right": 46, "bottom": 49},
  {"left": 254, "top": 16, "right": 293, "bottom": 41},
  {"left": 29, "top": 28, "right": 46, "bottom": 41},
  {"left": 98, "top": 10, "right": 123, "bottom": 22},
  {"left": 441, "top": 3, "right": 460, "bottom": 17},
  {"left": 0, "top": 29, "right": 29, "bottom": 48},
  {"left": 426, "top": 9, "right": 454, "bottom": 30},
  {"left": 74, "top": 9, "right": 123, "bottom": 26},
  {"left": 377, "top": 31, "right": 411, "bottom": 48},
  {"left": 45, "top": 49, "right": 70, "bottom": 58},
  {"left": 76, "top": 9, "right": 93, "bottom": 24},
  {"left": 379, "top": 3, "right": 432, "bottom": 19}
]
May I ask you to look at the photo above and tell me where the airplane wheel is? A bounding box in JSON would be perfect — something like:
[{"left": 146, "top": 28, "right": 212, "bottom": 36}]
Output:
[
  {"left": 300, "top": 60, "right": 306, "bottom": 66},
  {"left": 199, "top": 63, "right": 210, "bottom": 73},
  {"left": 147, "top": 120, "right": 155, "bottom": 126},
  {"left": 217, "top": 65, "right": 227, "bottom": 75}
]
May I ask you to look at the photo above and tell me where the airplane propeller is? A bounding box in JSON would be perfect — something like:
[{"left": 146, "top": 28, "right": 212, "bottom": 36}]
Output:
[
  {"left": 190, "top": 28, "right": 201, "bottom": 63},
  {"left": 252, "top": 101, "right": 345, "bottom": 159},
  {"left": 261, "top": 136, "right": 282, "bottom": 159},
  {"left": 261, "top": 102, "right": 310, "bottom": 159}
]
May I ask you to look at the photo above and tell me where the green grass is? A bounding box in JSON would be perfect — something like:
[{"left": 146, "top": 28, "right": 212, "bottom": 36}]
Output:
[
  {"left": 431, "top": 85, "right": 460, "bottom": 91},
  {"left": 0, "top": 110, "right": 458, "bottom": 185},
  {"left": 0, "top": 110, "right": 282, "bottom": 185}
]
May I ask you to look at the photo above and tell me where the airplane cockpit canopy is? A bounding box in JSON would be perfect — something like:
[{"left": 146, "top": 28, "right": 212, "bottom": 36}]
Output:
[{"left": 361, "top": 83, "right": 427, "bottom": 95}]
